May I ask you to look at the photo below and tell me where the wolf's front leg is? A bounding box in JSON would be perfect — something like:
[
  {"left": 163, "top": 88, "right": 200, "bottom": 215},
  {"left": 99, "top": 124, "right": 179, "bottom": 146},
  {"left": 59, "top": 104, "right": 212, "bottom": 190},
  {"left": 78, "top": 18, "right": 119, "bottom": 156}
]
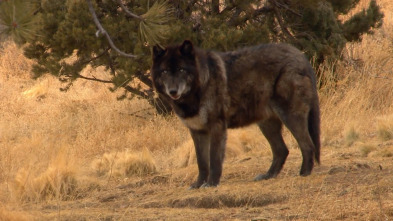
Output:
[
  {"left": 189, "top": 129, "right": 210, "bottom": 189},
  {"left": 204, "top": 122, "right": 227, "bottom": 187}
]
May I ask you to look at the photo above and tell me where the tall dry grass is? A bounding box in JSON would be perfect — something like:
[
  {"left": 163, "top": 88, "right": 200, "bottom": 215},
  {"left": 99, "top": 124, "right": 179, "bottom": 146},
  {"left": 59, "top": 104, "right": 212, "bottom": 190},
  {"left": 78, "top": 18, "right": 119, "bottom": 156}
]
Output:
[
  {"left": 0, "top": 207, "right": 31, "bottom": 221},
  {"left": 0, "top": 0, "right": 393, "bottom": 218},
  {"left": 13, "top": 151, "right": 77, "bottom": 202},
  {"left": 319, "top": 0, "right": 393, "bottom": 148},
  {"left": 0, "top": 42, "right": 189, "bottom": 205},
  {"left": 91, "top": 148, "right": 157, "bottom": 178}
]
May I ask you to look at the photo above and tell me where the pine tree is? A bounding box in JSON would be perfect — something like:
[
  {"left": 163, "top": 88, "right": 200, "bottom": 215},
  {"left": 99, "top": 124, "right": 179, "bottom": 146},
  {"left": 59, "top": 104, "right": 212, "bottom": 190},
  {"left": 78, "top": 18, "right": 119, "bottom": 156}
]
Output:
[{"left": 0, "top": 0, "right": 384, "bottom": 113}]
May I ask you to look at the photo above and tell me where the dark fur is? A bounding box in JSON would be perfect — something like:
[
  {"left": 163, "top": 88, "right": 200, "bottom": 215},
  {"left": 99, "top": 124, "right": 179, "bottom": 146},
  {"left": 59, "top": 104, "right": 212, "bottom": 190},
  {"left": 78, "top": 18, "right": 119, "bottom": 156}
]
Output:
[{"left": 151, "top": 40, "right": 320, "bottom": 188}]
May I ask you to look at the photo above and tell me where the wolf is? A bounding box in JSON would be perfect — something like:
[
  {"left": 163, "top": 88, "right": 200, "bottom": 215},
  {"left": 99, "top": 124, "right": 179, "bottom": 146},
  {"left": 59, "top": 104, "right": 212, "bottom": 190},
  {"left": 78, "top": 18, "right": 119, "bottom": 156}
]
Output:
[{"left": 151, "top": 40, "right": 320, "bottom": 189}]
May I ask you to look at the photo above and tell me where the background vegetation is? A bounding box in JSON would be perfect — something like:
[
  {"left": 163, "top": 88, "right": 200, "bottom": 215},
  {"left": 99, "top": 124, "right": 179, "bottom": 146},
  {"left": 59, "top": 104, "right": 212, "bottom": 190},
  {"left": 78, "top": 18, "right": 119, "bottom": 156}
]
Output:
[
  {"left": 0, "top": 0, "right": 384, "bottom": 111},
  {"left": 0, "top": 0, "right": 393, "bottom": 220}
]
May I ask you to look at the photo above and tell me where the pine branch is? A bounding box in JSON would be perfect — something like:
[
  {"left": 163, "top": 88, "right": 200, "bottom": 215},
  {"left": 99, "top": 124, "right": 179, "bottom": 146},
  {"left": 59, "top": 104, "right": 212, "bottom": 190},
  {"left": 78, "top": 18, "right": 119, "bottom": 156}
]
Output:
[
  {"left": 86, "top": 0, "right": 137, "bottom": 58},
  {"left": 342, "top": 0, "right": 383, "bottom": 42}
]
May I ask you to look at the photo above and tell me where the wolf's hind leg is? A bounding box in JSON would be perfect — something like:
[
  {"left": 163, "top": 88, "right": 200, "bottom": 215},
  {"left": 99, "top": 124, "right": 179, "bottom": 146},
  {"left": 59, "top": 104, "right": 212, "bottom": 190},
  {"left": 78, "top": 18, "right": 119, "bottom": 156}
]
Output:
[
  {"left": 280, "top": 113, "right": 315, "bottom": 176},
  {"left": 255, "top": 117, "right": 289, "bottom": 181},
  {"left": 189, "top": 130, "right": 210, "bottom": 189}
]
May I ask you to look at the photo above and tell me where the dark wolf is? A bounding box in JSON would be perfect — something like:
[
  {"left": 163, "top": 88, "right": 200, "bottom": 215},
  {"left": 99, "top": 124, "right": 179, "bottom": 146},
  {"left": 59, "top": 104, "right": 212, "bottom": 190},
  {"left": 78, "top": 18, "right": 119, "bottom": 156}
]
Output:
[{"left": 151, "top": 40, "right": 320, "bottom": 188}]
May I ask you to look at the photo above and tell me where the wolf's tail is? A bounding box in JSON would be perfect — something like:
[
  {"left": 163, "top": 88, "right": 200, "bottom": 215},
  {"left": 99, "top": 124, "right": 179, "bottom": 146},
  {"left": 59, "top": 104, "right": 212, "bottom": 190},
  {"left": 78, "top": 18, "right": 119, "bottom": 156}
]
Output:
[
  {"left": 305, "top": 63, "right": 321, "bottom": 164},
  {"left": 308, "top": 100, "right": 321, "bottom": 164}
]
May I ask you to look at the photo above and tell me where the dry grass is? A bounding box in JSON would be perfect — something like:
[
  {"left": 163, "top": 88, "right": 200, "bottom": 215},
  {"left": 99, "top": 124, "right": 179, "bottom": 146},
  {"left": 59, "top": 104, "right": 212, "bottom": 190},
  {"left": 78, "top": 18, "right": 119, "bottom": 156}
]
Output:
[
  {"left": 359, "top": 144, "right": 377, "bottom": 157},
  {"left": 376, "top": 114, "right": 393, "bottom": 141},
  {"left": 0, "top": 207, "right": 31, "bottom": 221},
  {"left": 0, "top": 0, "right": 393, "bottom": 219},
  {"left": 91, "top": 148, "right": 157, "bottom": 178},
  {"left": 168, "top": 127, "right": 268, "bottom": 169},
  {"left": 344, "top": 126, "right": 360, "bottom": 146},
  {"left": 13, "top": 152, "right": 77, "bottom": 202}
]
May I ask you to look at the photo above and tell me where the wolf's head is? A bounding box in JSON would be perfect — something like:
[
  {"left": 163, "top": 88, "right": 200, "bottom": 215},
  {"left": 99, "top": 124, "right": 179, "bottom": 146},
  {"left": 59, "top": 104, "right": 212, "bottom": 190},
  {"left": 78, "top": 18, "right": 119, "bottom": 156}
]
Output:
[{"left": 151, "top": 40, "right": 199, "bottom": 101}]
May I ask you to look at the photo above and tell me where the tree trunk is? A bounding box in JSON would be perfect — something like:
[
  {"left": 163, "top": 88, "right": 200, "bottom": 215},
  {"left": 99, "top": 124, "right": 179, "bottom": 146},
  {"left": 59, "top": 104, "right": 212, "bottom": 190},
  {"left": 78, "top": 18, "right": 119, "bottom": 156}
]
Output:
[{"left": 212, "top": 0, "right": 220, "bottom": 14}]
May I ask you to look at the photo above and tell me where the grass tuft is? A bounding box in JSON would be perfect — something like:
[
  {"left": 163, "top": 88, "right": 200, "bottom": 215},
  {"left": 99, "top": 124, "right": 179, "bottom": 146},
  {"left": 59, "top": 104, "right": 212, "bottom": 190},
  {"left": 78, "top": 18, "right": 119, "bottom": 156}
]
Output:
[
  {"left": 377, "top": 115, "right": 393, "bottom": 141},
  {"left": 13, "top": 153, "right": 77, "bottom": 202},
  {"left": 91, "top": 148, "right": 157, "bottom": 178},
  {"left": 359, "top": 144, "right": 376, "bottom": 157},
  {"left": 344, "top": 126, "right": 360, "bottom": 146},
  {"left": 21, "top": 78, "right": 49, "bottom": 100}
]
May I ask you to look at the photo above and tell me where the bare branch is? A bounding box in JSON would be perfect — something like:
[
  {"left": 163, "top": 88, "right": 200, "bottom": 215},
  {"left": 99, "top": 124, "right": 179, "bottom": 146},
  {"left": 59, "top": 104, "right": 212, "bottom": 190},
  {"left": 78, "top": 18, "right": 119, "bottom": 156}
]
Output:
[
  {"left": 80, "top": 47, "right": 111, "bottom": 66},
  {"left": 221, "top": 3, "right": 237, "bottom": 15},
  {"left": 76, "top": 72, "right": 152, "bottom": 99},
  {"left": 268, "top": 0, "right": 296, "bottom": 42},
  {"left": 116, "top": 0, "right": 143, "bottom": 20},
  {"left": 76, "top": 74, "right": 113, "bottom": 83},
  {"left": 123, "top": 85, "right": 150, "bottom": 98},
  {"left": 76, "top": 72, "right": 153, "bottom": 100},
  {"left": 86, "top": 0, "right": 137, "bottom": 58},
  {"left": 69, "top": 47, "right": 112, "bottom": 83},
  {"left": 119, "top": 107, "right": 155, "bottom": 120},
  {"left": 134, "top": 70, "right": 153, "bottom": 88},
  {"left": 228, "top": 6, "right": 273, "bottom": 26},
  {"left": 270, "top": 0, "right": 301, "bottom": 17}
]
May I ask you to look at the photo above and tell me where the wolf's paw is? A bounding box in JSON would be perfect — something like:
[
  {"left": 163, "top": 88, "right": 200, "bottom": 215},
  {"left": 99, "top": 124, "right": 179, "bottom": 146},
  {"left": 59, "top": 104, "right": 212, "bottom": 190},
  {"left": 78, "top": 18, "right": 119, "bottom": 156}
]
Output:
[
  {"left": 188, "top": 184, "right": 201, "bottom": 190},
  {"left": 300, "top": 170, "right": 312, "bottom": 177},
  {"left": 188, "top": 180, "right": 206, "bottom": 190},
  {"left": 300, "top": 164, "right": 313, "bottom": 177},
  {"left": 188, "top": 181, "right": 218, "bottom": 189},
  {"left": 200, "top": 182, "right": 218, "bottom": 188},
  {"left": 254, "top": 173, "right": 275, "bottom": 181}
]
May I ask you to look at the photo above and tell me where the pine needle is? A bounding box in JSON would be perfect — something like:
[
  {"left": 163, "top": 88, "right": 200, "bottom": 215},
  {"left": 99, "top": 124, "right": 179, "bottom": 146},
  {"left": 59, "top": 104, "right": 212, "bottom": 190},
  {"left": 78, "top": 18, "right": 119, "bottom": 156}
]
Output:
[
  {"left": 139, "top": 1, "right": 174, "bottom": 47},
  {"left": 0, "top": 0, "right": 40, "bottom": 44}
]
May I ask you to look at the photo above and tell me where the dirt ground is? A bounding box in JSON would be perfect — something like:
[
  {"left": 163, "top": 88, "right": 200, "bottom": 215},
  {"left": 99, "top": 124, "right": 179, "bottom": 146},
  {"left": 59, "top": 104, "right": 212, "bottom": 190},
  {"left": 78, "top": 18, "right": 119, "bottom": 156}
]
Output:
[{"left": 9, "top": 143, "right": 392, "bottom": 221}]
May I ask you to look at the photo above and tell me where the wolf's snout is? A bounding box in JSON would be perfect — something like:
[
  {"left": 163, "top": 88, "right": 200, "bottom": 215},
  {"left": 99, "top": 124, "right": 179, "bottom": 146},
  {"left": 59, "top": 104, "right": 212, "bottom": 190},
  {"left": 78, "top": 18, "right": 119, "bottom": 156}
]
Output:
[
  {"left": 164, "top": 79, "right": 187, "bottom": 100},
  {"left": 169, "top": 89, "right": 178, "bottom": 96},
  {"left": 168, "top": 88, "right": 181, "bottom": 100}
]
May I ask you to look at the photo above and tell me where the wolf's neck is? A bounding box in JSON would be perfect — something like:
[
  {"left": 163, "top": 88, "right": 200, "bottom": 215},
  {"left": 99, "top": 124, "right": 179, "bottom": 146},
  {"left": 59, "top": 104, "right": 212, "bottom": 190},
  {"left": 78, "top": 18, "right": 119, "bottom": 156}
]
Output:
[{"left": 172, "top": 91, "right": 201, "bottom": 118}]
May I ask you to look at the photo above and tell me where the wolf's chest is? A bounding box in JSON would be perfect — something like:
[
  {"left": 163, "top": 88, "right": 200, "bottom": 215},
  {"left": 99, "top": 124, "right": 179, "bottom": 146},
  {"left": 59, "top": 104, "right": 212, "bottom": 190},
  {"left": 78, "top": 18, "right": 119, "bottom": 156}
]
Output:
[{"left": 179, "top": 106, "right": 208, "bottom": 131}]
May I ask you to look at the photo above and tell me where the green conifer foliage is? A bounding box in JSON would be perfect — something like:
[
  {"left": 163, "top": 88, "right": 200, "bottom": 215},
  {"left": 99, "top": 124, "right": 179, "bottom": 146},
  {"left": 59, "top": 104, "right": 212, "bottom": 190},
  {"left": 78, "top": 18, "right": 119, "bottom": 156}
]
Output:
[
  {"left": 1, "top": 0, "right": 384, "bottom": 112},
  {"left": 0, "top": 0, "right": 41, "bottom": 44}
]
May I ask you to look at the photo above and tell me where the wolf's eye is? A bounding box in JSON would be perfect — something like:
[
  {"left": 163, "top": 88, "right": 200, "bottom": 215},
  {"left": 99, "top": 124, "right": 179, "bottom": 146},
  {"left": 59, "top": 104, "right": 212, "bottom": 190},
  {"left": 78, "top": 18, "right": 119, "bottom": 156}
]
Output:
[{"left": 161, "top": 70, "right": 169, "bottom": 75}]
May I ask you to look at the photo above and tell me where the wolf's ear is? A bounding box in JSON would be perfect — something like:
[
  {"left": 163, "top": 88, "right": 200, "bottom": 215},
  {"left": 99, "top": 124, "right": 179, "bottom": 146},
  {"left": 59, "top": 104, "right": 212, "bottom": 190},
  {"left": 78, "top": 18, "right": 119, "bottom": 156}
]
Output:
[
  {"left": 152, "top": 45, "right": 166, "bottom": 60},
  {"left": 180, "top": 40, "right": 194, "bottom": 57}
]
